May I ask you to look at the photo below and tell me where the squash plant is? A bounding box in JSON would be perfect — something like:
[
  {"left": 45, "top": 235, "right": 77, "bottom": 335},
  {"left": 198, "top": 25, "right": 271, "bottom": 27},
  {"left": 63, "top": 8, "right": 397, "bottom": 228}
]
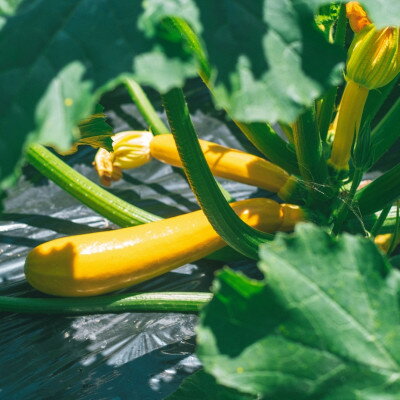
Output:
[{"left": 1, "top": 1, "right": 400, "bottom": 398}]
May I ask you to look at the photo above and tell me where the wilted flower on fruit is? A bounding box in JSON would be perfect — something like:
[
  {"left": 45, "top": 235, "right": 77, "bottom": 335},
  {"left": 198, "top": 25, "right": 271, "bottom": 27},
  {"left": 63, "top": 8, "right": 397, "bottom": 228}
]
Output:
[{"left": 93, "top": 131, "right": 153, "bottom": 186}]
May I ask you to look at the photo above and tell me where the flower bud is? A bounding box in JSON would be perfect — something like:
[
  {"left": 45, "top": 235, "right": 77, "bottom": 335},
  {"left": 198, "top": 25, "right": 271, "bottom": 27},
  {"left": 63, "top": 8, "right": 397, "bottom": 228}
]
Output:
[{"left": 347, "top": 25, "right": 400, "bottom": 90}]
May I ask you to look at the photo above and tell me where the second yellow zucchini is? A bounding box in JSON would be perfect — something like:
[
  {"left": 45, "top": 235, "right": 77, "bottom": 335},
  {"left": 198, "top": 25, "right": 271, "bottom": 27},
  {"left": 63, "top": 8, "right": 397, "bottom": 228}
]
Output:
[{"left": 25, "top": 198, "right": 304, "bottom": 297}]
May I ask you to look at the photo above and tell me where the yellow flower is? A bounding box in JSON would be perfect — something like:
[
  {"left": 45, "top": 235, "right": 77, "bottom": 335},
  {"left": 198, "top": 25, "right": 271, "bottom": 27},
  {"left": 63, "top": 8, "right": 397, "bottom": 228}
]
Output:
[
  {"left": 111, "top": 131, "right": 153, "bottom": 169},
  {"left": 347, "top": 25, "right": 400, "bottom": 90},
  {"left": 93, "top": 148, "right": 122, "bottom": 187},
  {"left": 93, "top": 131, "right": 153, "bottom": 186},
  {"left": 328, "top": 4, "right": 400, "bottom": 171}
]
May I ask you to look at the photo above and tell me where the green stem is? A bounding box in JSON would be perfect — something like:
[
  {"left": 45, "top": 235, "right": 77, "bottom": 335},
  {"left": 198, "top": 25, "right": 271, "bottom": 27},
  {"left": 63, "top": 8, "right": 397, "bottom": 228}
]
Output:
[
  {"left": 370, "top": 205, "right": 392, "bottom": 236},
  {"left": 233, "top": 121, "right": 299, "bottom": 175},
  {"left": 162, "top": 88, "right": 272, "bottom": 259},
  {"left": 166, "top": 17, "right": 299, "bottom": 175},
  {"left": 370, "top": 96, "right": 400, "bottom": 167},
  {"left": 355, "top": 163, "right": 400, "bottom": 216},
  {"left": 318, "top": 4, "right": 347, "bottom": 141},
  {"left": 332, "top": 167, "right": 364, "bottom": 235},
  {"left": 292, "top": 107, "right": 329, "bottom": 203},
  {"left": 363, "top": 75, "right": 399, "bottom": 127},
  {"left": 0, "top": 292, "right": 212, "bottom": 314},
  {"left": 26, "top": 144, "right": 160, "bottom": 227},
  {"left": 124, "top": 78, "right": 170, "bottom": 135},
  {"left": 125, "top": 77, "right": 233, "bottom": 202}
]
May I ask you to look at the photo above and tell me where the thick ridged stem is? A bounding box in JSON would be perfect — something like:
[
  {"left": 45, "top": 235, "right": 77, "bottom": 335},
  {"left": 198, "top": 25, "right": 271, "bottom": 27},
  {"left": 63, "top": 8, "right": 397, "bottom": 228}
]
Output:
[
  {"left": 363, "top": 75, "right": 399, "bottom": 125},
  {"left": 370, "top": 205, "right": 392, "bottom": 236},
  {"left": 332, "top": 167, "right": 364, "bottom": 235},
  {"left": 355, "top": 163, "right": 400, "bottom": 216},
  {"left": 162, "top": 88, "right": 273, "bottom": 259},
  {"left": 292, "top": 107, "right": 329, "bottom": 203},
  {"left": 328, "top": 80, "right": 369, "bottom": 171},
  {"left": 124, "top": 78, "right": 170, "bottom": 135},
  {"left": 233, "top": 121, "right": 299, "bottom": 175},
  {"left": 166, "top": 17, "right": 299, "bottom": 175},
  {"left": 125, "top": 77, "right": 233, "bottom": 202},
  {"left": 0, "top": 292, "right": 212, "bottom": 314}
]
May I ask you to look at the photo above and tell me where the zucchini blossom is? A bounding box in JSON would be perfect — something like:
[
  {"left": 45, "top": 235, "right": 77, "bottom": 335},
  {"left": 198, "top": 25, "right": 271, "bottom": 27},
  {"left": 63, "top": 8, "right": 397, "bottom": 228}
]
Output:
[
  {"left": 94, "top": 131, "right": 153, "bottom": 186},
  {"left": 329, "top": 2, "right": 400, "bottom": 171}
]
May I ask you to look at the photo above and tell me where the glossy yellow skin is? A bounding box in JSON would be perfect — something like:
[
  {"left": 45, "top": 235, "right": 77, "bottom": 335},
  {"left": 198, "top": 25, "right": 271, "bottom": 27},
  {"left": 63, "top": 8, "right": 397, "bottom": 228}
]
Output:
[
  {"left": 150, "top": 135, "right": 290, "bottom": 193},
  {"left": 25, "top": 198, "right": 303, "bottom": 297}
]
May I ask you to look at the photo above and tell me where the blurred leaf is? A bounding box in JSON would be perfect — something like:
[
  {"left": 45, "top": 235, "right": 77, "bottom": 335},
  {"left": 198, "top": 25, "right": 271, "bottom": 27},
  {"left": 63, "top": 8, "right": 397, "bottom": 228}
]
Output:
[
  {"left": 315, "top": 3, "right": 342, "bottom": 40},
  {"left": 0, "top": 0, "right": 22, "bottom": 16},
  {"left": 197, "top": 223, "right": 400, "bottom": 399},
  {"left": 143, "top": 0, "right": 345, "bottom": 124},
  {"left": 166, "top": 370, "right": 256, "bottom": 400}
]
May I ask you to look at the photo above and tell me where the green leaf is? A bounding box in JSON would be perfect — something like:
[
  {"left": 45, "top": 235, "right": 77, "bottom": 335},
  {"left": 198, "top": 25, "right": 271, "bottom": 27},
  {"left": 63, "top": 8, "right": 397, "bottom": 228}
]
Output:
[
  {"left": 0, "top": 0, "right": 196, "bottom": 190},
  {"left": 166, "top": 370, "right": 256, "bottom": 400},
  {"left": 2, "top": 0, "right": 398, "bottom": 191},
  {"left": 0, "top": 0, "right": 22, "bottom": 16},
  {"left": 142, "top": 0, "right": 400, "bottom": 125},
  {"left": 143, "top": 0, "right": 345, "bottom": 124},
  {"left": 315, "top": 3, "right": 342, "bottom": 41},
  {"left": 197, "top": 223, "right": 400, "bottom": 399},
  {"left": 360, "top": 0, "right": 400, "bottom": 28}
]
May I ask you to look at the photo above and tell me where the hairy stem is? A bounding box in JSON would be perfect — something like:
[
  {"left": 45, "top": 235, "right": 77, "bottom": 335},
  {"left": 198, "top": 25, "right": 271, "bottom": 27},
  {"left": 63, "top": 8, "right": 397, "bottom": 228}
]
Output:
[
  {"left": 0, "top": 292, "right": 212, "bottom": 314},
  {"left": 162, "top": 88, "right": 272, "bottom": 259},
  {"left": 124, "top": 78, "right": 170, "bottom": 135},
  {"left": 332, "top": 167, "right": 364, "bottom": 235}
]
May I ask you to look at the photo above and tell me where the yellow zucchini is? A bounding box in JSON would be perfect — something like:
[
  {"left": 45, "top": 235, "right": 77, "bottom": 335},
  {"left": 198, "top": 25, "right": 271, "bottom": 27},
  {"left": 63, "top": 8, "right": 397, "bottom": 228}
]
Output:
[
  {"left": 150, "top": 134, "right": 290, "bottom": 194},
  {"left": 25, "top": 198, "right": 304, "bottom": 297},
  {"left": 94, "top": 132, "right": 303, "bottom": 202}
]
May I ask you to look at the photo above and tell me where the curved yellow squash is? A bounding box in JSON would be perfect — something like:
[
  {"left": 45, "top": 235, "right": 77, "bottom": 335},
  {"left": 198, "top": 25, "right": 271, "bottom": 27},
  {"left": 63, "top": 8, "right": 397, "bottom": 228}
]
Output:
[
  {"left": 150, "top": 135, "right": 290, "bottom": 193},
  {"left": 25, "top": 198, "right": 303, "bottom": 297}
]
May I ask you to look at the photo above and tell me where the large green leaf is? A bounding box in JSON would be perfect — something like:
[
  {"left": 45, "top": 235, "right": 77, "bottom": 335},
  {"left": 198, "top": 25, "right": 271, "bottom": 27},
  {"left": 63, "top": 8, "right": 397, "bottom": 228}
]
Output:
[
  {"left": 196, "top": 224, "right": 400, "bottom": 399},
  {"left": 142, "top": 0, "right": 344, "bottom": 124},
  {"left": 0, "top": 0, "right": 195, "bottom": 190},
  {"left": 1, "top": 0, "right": 398, "bottom": 191},
  {"left": 141, "top": 0, "right": 399, "bottom": 125}
]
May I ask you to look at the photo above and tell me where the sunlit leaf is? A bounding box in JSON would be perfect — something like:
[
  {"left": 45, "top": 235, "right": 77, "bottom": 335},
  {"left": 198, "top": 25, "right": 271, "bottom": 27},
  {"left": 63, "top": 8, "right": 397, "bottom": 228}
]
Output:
[{"left": 197, "top": 224, "right": 400, "bottom": 399}]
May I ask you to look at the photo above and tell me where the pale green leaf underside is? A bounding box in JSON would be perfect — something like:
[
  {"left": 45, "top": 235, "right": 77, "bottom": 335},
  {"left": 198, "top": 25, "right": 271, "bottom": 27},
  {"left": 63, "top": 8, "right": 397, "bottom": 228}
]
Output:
[{"left": 196, "top": 224, "right": 400, "bottom": 399}]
